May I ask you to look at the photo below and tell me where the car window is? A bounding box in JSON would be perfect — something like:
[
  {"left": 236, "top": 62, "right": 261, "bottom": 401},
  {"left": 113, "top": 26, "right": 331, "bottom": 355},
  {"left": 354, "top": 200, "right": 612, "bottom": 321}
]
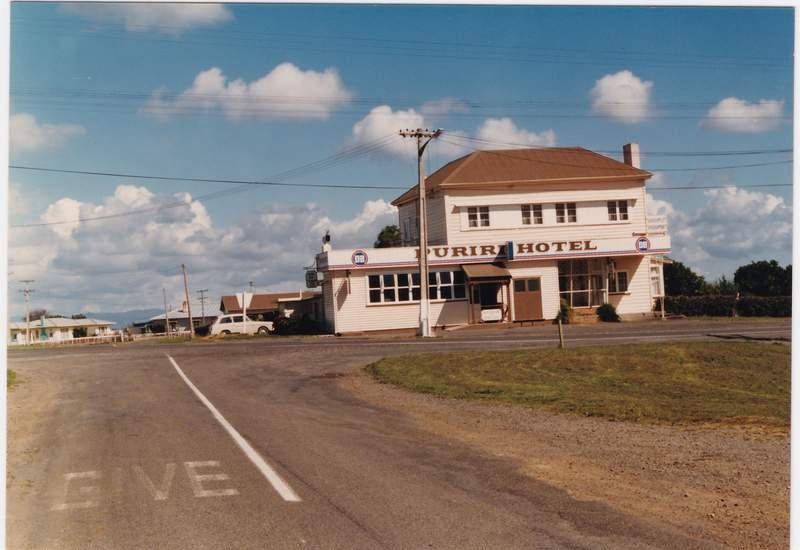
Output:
[
  {"left": 233, "top": 316, "right": 243, "bottom": 323},
  {"left": 220, "top": 317, "right": 231, "bottom": 324}
]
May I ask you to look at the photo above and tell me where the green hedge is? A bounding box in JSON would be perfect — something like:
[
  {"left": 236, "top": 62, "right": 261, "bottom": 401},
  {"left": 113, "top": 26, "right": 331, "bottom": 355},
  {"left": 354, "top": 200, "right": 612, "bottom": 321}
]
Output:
[{"left": 657, "top": 295, "right": 791, "bottom": 317}]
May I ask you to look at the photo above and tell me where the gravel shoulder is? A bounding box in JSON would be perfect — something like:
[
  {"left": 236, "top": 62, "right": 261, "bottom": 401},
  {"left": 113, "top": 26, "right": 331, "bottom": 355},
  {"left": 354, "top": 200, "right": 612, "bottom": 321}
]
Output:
[{"left": 342, "top": 369, "right": 789, "bottom": 550}]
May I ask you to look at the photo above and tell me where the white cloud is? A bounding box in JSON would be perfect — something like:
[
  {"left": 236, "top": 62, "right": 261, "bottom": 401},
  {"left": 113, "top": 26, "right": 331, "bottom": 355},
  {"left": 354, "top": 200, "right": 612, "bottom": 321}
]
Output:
[
  {"left": 420, "top": 98, "right": 470, "bottom": 117},
  {"left": 476, "top": 117, "right": 556, "bottom": 148},
  {"left": 10, "top": 113, "right": 86, "bottom": 155},
  {"left": 347, "top": 105, "right": 426, "bottom": 157},
  {"left": 142, "top": 63, "right": 353, "bottom": 121},
  {"left": 62, "top": 3, "right": 232, "bottom": 34},
  {"left": 701, "top": 97, "right": 784, "bottom": 133},
  {"left": 8, "top": 186, "right": 397, "bottom": 318},
  {"left": 590, "top": 70, "right": 653, "bottom": 123},
  {"left": 647, "top": 186, "right": 792, "bottom": 275}
]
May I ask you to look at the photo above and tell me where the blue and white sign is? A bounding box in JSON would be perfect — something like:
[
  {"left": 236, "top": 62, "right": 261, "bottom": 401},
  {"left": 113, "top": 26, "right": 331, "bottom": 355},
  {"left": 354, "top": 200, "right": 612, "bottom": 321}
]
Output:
[
  {"left": 636, "top": 237, "right": 651, "bottom": 252},
  {"left": 351, "top": 250, "right": 369, "bottom": 266}
]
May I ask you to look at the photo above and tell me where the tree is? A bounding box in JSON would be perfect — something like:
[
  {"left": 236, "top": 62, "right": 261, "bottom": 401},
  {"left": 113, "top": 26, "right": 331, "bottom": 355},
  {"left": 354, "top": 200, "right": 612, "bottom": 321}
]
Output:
[
  {"left": 734, "top": 260, "right": 791, "bottom": 296},
  {"left": 71, "top": 313, "right": 87, "bottom": 319},
  {"left": 374, "top": 225, "right": 402, "bottom": 248},
  {"left": 26, "top": 309, "right": 48, "bottom": 321},
  {"left": 663, "top": 260, "right": 706, "bottom": 296},
  {"left": 704, "top": 275, "right": 738, "bottom": 295}
]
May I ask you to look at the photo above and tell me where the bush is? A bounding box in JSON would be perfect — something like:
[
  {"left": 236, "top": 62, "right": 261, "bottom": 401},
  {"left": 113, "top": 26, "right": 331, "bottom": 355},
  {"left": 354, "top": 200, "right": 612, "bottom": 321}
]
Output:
[
  {"left": 273, "top": 316, "right": 293, "bottom": 335},
  {"left": 736, "top": 296, "right": 792, "bottom": 317},
  {"left": 555, "top": 299, "right": 573, "bottom": 324},
  {"left": 596, "top": 303, "right": 620, "bottom": 322},
  {"left": 657, "top": 295, "right": 791, "bottom": 317}
]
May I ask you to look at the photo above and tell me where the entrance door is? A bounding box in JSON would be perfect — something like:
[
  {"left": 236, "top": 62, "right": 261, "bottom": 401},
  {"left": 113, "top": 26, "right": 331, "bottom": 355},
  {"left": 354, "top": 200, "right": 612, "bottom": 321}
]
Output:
[
  {"left": 513, "top": 278, "right": 543, "bottom": 321},
  {"left": 591, "top": 274, "right": 605, "bottom": 306}
]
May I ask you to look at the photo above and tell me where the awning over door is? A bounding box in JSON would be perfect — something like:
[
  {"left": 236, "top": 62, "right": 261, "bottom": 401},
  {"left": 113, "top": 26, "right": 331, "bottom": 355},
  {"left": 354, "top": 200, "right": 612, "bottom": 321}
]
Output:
[{"left": 461, "top": 263, "right": 512, "bottom": 282}]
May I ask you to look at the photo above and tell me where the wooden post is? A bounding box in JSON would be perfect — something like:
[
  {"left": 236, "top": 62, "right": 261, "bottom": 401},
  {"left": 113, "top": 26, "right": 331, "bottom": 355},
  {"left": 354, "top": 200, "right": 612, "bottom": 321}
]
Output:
[{"left": 558, "top": 318, "right": 565, "bottom": 349}]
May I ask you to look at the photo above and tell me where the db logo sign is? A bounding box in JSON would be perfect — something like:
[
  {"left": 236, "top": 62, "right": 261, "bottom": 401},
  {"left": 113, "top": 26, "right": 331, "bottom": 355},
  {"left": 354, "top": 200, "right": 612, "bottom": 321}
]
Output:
[
  {"left": 636, "top": 237, "right": 651, "bottom": 252},
  {"left": 351, "top": 250, "right": 369, "bottom": 266}
]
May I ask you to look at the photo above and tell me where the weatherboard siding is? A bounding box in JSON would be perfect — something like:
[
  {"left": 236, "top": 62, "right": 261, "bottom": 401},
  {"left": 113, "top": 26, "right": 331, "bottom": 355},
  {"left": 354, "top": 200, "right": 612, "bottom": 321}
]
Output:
[{"left": 329, "top": 271, "right": 469, "bottom": 333}]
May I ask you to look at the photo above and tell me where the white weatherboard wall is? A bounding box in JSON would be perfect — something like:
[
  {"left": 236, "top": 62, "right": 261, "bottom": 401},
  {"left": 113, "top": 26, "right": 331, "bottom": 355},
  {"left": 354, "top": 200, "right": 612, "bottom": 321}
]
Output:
[
  {"left": 328, "top": 271, "right": 469, "bottom": 333},
  {"left": 608, "top": 255, "right": 653, "bottom": 316},
  {"left": 398, "top": 194, "right": 447, "bottom": 245},
  {"left": 443, "top": 181, "right": 647, "bottom": 246}
]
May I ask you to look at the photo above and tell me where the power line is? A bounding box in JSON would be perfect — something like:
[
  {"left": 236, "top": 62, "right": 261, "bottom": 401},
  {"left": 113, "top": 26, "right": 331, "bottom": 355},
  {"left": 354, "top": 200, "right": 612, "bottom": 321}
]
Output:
[
  {"left": 10, "top": 135, "right": 404, "bottom": 228},
  {"left": 651, "top": 183, "right": 792, "bottom": 190}
]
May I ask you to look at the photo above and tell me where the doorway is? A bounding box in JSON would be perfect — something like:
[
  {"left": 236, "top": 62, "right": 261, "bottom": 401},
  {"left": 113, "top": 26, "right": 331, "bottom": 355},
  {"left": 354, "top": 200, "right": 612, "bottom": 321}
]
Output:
[{"left": 513, "top": 278, "right": 544, "bottom": 321}]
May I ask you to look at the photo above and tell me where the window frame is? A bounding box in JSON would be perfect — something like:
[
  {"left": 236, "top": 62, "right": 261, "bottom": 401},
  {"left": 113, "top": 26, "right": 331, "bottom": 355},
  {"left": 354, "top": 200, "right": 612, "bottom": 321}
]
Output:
[
  {"left": 555, "top": 202, "right": 577, "bottom": 224},
  {"left": 608, "top": 271, "right": 630, "bottom": 294},
  {"left": 607, "top": 200, "right": 630, "bottom": 222},
  {"left": 521, "top": 204, "right": 543, "bottom": 226},
  {"left": 467, "top": 206, "right": 490, "bottom": 228},
  {"left": 367, "top": 271, "right": 467, "bottom": 305}
]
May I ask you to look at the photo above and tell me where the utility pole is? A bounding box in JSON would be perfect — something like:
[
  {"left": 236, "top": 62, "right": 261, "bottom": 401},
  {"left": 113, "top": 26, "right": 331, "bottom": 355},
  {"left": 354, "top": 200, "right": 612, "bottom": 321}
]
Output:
[
  {"left": 162, "top": 288, "right": 170, "bottom": 337},
  {"left": 399, "top": 128, "right": 442, "bottom": 338},
  {"left": 19, "top": 280, "right": 34, "bottom": 345},
  {"left": 181, "top": 264, "right": 194, "bottom": 337},
  {"left": 242, "top": 284, "right": 248, "bottom": 335},
  {"left": 197, "top": 289, "right": 209, "bottom": 325}
]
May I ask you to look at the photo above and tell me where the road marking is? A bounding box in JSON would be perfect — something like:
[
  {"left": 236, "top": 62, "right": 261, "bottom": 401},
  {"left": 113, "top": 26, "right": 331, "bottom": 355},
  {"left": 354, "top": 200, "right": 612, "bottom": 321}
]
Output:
[
  {"left": 134, "top": 463, "right": 177, "bottom": 501},
  {"left": 51, "top": 471, "right": 102, "bottom": 511},
  {"left": 166, "top": 354, "right": 301, "bottom": 503},
  {"left": 184, "top": 461, "right": 239, "bottom": 498}
]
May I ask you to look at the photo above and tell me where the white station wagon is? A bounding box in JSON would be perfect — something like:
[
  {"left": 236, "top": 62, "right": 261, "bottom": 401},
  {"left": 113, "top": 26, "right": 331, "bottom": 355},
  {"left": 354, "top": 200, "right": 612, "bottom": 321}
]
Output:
[{"left": 209, "top": 314, "right": 272, "bottom": 336}]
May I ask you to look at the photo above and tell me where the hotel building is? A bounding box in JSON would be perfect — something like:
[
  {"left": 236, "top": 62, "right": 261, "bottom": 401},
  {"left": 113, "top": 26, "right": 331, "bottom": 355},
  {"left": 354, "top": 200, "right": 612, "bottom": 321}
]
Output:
[{"left": 313, "top": 144, "right": 671, "bottom": 334}]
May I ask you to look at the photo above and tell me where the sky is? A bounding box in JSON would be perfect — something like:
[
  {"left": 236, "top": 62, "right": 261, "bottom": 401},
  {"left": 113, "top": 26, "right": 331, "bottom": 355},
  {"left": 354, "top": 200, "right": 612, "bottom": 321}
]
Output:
[{"left": 7, "top": 3, "right": 794, "bottom": 319}]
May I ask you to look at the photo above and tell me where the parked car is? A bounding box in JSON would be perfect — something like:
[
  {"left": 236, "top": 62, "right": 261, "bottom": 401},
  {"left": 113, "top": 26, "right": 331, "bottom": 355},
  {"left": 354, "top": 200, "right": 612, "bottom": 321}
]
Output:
[{"left": 209, "top": 314, "right": 272, "bottom": 336}]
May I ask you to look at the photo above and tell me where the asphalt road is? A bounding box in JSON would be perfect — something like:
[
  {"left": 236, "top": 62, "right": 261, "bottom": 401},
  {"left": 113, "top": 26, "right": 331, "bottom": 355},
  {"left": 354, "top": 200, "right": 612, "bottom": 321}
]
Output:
[{"left": 7, "top": 319, "right": 790, "bottom": 550}]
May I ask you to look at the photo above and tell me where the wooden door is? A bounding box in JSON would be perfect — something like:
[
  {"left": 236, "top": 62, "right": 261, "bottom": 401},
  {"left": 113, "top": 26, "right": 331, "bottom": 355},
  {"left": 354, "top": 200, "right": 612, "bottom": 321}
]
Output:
[{"left": 513, "top": 278, "right": 543, "bottom": 321}]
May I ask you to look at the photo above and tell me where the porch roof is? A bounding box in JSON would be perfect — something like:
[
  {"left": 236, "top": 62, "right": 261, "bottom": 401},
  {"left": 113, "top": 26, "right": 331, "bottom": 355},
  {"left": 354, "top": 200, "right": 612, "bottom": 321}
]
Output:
[{"left": 461, "top": 263, "right": 511, "bottom": 281}]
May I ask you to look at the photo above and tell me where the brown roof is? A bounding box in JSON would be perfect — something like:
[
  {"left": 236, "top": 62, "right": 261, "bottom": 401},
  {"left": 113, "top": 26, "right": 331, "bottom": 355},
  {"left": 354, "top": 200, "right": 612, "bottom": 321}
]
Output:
[
  {"left": 392, "top": 147, "right": 651, "bottom": 206},
  {"left": 219, "top": 291, "right": 321, "bottom": 314},
  {"left": 461, "top": 263, "right": 511, "bottom": 281}
]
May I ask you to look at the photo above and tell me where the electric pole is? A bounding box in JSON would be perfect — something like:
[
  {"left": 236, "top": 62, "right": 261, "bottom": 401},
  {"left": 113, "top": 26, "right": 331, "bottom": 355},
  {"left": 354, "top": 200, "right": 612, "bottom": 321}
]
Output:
[
  {"left": 197, "top": 289, "right": 208, "bottom": 325},
  {"left": 19, "top": 280, "right": 34, "bottom": 345},
  {"left": 181, "top": 264, "right": 194, "bottom": 337},
  {"left": 162, "top": 288, "right": 170, "bottom": 337},
  {"left": 399, "top": 128, "right": 442, "bottom": 338}
]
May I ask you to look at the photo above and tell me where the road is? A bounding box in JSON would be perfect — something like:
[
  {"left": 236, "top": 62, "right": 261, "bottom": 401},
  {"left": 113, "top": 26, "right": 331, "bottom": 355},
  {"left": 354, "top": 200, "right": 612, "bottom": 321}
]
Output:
[{"left": 7, "top": 319, "right": 790, "bottom": 550}]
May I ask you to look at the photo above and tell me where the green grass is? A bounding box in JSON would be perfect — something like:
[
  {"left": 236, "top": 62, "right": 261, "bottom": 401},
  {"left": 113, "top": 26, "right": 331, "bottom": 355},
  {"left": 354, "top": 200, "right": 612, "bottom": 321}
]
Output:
[
  {"left": 7, "top": 369, "right": 17, "bottom": 389},
  {"left": 365, "top": 342, "right": 790, "bottom": 427}
]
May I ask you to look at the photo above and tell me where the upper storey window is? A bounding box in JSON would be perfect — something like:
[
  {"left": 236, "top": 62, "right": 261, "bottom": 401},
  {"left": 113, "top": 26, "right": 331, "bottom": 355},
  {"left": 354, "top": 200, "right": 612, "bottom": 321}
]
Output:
[
  {"left": 555, "top": 202, "right": 577, "bottom": 224},
  {"left": 467, "top": 206, "right": 490, "bottom": 228},
  {"left": 521, "top": 204, "right": 543, "bottom": 225},
  {"left": 607, "top": 200, "right": 629, "bottom": 222}
]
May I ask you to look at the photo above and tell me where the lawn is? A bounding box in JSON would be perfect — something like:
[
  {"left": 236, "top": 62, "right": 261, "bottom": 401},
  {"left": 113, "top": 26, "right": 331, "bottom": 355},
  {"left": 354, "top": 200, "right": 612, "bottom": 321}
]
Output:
[
  {"left": 7, "top": 369, "right": 17, "bottom": 389},
  {"left": 365, "top": 342, "right": 790, "bottom": 427}
]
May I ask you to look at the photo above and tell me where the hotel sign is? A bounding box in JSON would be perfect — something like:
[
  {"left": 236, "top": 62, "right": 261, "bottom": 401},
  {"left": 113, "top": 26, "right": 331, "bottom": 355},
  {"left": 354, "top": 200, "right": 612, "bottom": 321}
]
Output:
[{"left": 414, "top": 240, "right": 598, "bottom": 259}]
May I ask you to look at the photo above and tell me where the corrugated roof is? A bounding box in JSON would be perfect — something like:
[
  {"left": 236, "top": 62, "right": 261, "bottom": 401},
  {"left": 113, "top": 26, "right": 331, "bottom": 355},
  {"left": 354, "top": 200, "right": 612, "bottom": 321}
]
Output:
[
  {"left": 9, "top": 318, "right": 114, "bottom": 330},
  {"left": 392, "top": 147, "right": 651, "bottom": 205}
]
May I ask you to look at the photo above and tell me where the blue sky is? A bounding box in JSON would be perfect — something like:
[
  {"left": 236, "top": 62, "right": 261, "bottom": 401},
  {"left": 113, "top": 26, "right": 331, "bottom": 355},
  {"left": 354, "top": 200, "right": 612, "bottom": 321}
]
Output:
[{"left": 7, "top": 3, "right": 794, "bottom": 317}]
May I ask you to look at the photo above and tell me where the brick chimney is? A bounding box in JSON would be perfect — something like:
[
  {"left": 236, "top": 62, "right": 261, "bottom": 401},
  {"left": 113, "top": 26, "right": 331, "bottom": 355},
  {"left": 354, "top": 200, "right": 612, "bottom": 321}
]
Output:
[{"left": 623, "top": 143, "right": 641, "bottom": 168}]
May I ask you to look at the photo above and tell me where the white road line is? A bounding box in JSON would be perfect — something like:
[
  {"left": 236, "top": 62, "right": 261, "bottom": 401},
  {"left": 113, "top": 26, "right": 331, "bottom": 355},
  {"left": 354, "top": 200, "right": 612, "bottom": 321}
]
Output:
[{"left": 166, "top": 354, "right": 301, "bottom": 503}]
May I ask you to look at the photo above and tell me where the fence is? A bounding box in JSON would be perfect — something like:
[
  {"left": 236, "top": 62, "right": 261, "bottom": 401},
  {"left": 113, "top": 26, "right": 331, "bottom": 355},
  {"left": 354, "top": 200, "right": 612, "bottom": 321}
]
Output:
[{"left": 10, "top": 330, "right": 194, "bottom": 347}]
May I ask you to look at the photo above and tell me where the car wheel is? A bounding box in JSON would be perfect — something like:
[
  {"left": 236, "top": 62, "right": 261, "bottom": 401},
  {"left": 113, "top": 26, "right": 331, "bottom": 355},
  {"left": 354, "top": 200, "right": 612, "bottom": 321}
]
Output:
[
  {"left": 257, "top": 326, "right": 269, "bottom": 335},
  {"left": 221, "top": 330, "right": 231, "bottom": 336}
]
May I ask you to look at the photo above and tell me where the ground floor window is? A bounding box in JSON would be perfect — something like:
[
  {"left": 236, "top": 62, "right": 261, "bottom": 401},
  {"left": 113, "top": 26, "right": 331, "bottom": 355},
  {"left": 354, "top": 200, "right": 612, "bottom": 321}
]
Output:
[
  {"left": 650, "top": 264, "right": 663, "bottom": 296},
  {"left": 368, "top": 271, "right": 466, "bottom": 304},
  {"left": 608, "top": 271, "right": 629, "bottom": 293},
  {"left": 558, "top": 260, "right": 590, "bottom": 307}
]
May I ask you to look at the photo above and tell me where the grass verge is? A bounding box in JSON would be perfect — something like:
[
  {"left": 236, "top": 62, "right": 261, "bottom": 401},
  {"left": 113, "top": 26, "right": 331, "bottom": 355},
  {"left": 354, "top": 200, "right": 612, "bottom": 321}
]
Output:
[
  {"left": 7, "top": 369, "right": 17, "bottom": 390},
  {"left": 365, "top": 342, "right": 790, "bottom": 427}
]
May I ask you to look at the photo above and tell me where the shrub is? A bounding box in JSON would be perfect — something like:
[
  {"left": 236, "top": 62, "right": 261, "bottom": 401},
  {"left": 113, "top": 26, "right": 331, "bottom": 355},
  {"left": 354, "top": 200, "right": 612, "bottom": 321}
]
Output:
[
  {"left": 273, "top": 316, "right": 293, "bottom": 335},
  {"left": 657, "top": 295, "right": 791, "bottom": 317},
  {"left": 736, "top": 296, "right": 791, "bottom": 317},
  {"left": 596, "top": 303, "right": 620, "bottom": 322}
]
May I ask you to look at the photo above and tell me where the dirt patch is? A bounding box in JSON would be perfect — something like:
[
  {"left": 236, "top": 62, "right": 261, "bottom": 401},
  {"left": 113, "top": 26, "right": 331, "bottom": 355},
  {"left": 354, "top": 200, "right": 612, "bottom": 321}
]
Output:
[{"left": 342, "top": 371, "right": 789, "bottom": 550}]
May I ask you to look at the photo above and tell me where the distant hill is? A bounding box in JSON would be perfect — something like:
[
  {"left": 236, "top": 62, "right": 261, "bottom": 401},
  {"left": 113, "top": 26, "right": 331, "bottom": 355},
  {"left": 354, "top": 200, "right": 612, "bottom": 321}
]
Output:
[{"left": 84, "top": 309, "right": 163, "bottom": 329}]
